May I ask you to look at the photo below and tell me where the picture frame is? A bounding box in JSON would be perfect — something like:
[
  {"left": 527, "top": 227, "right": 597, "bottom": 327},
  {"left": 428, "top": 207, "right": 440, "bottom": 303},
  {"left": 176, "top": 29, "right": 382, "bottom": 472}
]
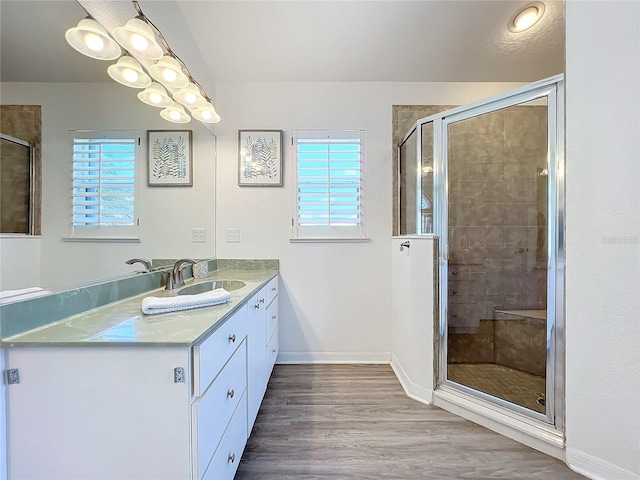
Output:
[
  {"left": 148, "top": 130, "right": 193, "bottom": 186},
  {"left": 238, "top": 130, "right": 283, "bottom": 186}
]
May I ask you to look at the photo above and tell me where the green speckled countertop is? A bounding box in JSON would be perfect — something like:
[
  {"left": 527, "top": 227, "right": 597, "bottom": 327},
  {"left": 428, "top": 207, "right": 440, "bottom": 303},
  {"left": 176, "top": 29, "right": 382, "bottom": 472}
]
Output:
[{"left": 1, "top": 269, "right": 277, "bottom": 348}]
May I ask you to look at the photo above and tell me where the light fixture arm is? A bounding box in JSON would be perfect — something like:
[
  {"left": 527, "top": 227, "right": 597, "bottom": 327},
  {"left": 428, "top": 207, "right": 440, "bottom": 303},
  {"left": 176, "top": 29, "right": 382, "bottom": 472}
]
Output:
[{"left": 131, "top": 1, "right": 210, "bottom": 101}]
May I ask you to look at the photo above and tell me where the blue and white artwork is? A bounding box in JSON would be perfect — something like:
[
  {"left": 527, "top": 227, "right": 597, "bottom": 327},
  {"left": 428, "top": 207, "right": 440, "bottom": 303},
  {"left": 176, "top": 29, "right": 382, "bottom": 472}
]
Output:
[
  {"left": 238, "top": 130, "right": 283, "bottom": 186},
  {"left": 148, "top": 130, "right": 192, "bottom": 186}
]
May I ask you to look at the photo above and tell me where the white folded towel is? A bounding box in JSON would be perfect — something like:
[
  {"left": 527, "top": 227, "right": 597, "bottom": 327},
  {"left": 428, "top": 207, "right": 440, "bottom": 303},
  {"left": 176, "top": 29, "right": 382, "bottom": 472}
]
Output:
[
  {"left": 141, "top": 288, "right": 231, "bottom": 315},
  {"left": 0, "top": 287, "right": 52, "bottom": 303}
]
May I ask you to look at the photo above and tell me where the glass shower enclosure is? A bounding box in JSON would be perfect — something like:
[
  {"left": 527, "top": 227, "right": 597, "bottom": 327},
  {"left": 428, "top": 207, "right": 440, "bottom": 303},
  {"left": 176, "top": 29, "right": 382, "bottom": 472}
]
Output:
[
  {"left": 397, "top": 75, "right": 564, "bottom": 428},
  {"left": 0, "top": 133, "right": 35, "bottom": 234}
]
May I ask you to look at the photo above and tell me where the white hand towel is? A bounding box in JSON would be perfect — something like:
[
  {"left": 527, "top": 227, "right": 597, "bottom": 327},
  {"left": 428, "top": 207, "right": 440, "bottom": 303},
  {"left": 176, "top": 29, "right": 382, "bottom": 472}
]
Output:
[
  {"left": 142, "top": 288, "right": 231, "bottom": 315},
  {"left": 0, "top": 287, "right": 52, "bottom": 303},
  {"left": 0, "top": 287, "right": 44, "bottom": 299}
]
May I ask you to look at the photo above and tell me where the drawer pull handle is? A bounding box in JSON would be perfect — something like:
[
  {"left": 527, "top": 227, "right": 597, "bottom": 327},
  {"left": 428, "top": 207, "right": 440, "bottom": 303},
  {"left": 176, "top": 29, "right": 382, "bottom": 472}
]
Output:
[
  {"left": 272, "top": 348, "right": 277, "bottom": 353},
  {"left": 452, "top": 271, "right": 458, "bottom": 275},
  {"left": 254, "top": 303, "right": 260, "bottom": 309},
  {"left": 272, "top": 315, "right": 277, "bottom": 320},
  {"left": 228, "top": 453, "right": 236, "bottom": 464},
  {"left": 452, "top": 291, "right": 458, "bottom": 295},
  {"left": 227, "top": 388, "right": 235, "bottom": 399},
  {"left": 228, "top": 334, "right": 236, "bottom": 343},
  {"left": 271, "top": 287, "right": 276, "bottom": 291},
  {"left": 260, "top": 298, "right": 265, "bottom": 304}
]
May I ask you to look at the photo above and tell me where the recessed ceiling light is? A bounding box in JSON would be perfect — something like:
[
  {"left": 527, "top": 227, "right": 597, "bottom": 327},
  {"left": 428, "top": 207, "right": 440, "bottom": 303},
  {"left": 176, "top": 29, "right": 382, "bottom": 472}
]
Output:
[{"left": 508, "top": 2, "right": 545, "bottom": 33}]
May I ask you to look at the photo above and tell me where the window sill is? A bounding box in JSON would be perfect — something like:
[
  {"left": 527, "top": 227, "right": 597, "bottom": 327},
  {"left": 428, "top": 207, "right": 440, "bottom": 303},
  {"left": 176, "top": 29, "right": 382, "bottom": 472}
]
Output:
[
  {"left": 62, "top": 237, "right": 141, "bottom": 243},
  {"left": 289, "top": 237, "right": 371, "bottom": 243},
  {"left": 0, "top": 234, "right": 42, "bottom": 239}
]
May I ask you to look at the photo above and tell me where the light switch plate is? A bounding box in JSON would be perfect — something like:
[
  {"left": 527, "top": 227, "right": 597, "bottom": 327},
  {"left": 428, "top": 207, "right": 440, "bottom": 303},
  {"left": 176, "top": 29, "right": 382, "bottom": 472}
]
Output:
[{"left": 226, "top": 228, "right": 240, "bottom": 243}]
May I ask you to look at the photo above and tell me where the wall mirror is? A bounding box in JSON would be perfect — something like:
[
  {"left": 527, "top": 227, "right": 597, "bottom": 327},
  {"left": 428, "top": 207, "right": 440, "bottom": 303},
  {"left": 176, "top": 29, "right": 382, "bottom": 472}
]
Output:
[{"left": 0, "top": 1, "right": 217, "bottom": 294}]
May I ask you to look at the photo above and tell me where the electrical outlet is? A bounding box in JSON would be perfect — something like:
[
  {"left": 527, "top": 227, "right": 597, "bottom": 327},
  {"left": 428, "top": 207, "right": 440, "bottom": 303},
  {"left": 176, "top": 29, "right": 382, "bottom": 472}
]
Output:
[
  {"left": 192, "top": 228, "right": 206, "bottom": 243},
  {"left": 226, "top": 228, "right": 240, "bottom": 243}
]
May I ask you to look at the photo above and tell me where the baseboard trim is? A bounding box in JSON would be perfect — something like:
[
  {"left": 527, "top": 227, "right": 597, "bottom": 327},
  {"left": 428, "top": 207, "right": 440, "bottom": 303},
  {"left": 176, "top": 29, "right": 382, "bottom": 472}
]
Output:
[
  {"left": 434, "top": 386, "right": 565, "bottom": 460},
  {"left": 390, "top": 354, "right": 433, "bottom": 405},
  {"left": 276, "top": 352, "right": 391, "bottom": 364},
  {"left": 566, "top": 449, "right": 639, "bottom": 480}
]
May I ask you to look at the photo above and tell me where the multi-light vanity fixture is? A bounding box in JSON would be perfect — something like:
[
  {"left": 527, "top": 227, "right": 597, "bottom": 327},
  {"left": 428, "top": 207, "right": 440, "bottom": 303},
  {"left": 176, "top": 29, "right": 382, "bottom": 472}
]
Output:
[{"left": 65, "top": 1, "right": 220, "bottom": 125}]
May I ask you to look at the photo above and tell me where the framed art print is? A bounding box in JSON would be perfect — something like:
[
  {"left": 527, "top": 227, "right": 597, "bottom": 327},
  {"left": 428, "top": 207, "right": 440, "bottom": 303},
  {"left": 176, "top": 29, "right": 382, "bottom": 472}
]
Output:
[
  {"left": 148, "top": 130, "right": 193, "bottom": 186},
  {"left": 238, "top": 130, "right": 283, "bottom": 186}
]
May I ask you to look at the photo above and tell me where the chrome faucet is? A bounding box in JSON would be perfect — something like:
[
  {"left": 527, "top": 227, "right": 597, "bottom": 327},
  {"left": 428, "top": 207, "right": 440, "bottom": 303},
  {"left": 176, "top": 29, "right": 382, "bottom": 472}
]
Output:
[
  {"left": 125, "top": 258, "right": 152, "bottom": 273},
  {"left": 166, "top": 259, "right": 196, "bottom": 290}
]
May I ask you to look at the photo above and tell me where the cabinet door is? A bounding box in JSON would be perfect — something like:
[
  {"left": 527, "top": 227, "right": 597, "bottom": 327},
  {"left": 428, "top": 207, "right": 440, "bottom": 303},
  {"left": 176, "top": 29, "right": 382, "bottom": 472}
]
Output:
[
  {"left": 193, "top": 306, "right": 247, "bottom": 396},
  {"left": 247, "top": 289, "right": 267, "bottom": 433},
  {"left": 6, "top": 347, "right": 191, "bottom": 480},
  {"left": 266, "top": 325, "right": 279, "bottom": 378},
  {"left": 265, "top": 296, "right": 278, "bottom": 346},
  {"left": 265, "top": 276, "right": 279, "bottom": 306},
  {"left": 192, "top": 341, "right": 247, "bottom": 480},
  {"left": 202, "top": 393, "right": 248, "bottom": 480},
  {"left": 0, "top": 348, "right": 6, "bottom": 480}
]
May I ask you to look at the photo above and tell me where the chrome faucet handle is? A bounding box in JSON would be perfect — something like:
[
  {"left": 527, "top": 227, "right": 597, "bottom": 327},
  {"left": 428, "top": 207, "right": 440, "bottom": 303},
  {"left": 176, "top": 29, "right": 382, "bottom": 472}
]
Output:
[
  {"left": 165, "top": 259, "right": 197, "bottom": 290},
  {"left": 125, "top": 258, "right": 152, "bottom": 272}
]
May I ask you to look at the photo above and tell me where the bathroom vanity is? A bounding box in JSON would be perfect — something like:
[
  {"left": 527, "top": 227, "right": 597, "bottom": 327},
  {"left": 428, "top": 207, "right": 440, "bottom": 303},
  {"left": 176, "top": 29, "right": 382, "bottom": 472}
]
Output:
[{"left": 1, "top": 268, "right": 279, "bottom": 480}]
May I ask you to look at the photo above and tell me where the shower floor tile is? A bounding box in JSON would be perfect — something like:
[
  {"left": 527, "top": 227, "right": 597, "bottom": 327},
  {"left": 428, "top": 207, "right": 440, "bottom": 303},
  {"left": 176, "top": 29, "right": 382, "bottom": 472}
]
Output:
[{"left": 448, "top": 363, "right": 546, "bottom": 413}]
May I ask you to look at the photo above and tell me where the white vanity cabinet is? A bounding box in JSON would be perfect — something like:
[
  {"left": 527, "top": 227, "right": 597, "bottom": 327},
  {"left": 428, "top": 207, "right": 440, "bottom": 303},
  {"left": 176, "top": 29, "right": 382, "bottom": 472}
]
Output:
[
  {"left": 247, "top": 275, "right": 279, "bottom": 433},
  {"left": 3, "top": 275, "right": 282, "bottom": 480},
  {"left": 265, "top": 276, "right": 279, "bottom": 379}
]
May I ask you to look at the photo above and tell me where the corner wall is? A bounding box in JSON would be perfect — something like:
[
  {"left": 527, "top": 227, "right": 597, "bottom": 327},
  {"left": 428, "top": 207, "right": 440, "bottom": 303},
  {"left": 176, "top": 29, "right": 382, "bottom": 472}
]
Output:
[
  {"left": 214, "top": 81, "right": 522, "bottom": 362},
  {"left": 565, "top": 2, "right": 640, "bottom": 478}
]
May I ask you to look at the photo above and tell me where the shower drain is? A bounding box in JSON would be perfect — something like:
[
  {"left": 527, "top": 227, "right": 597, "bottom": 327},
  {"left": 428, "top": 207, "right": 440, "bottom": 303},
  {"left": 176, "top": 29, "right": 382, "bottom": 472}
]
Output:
[{"left": 536, "top": 397, "right": 546, "bottom": 407}]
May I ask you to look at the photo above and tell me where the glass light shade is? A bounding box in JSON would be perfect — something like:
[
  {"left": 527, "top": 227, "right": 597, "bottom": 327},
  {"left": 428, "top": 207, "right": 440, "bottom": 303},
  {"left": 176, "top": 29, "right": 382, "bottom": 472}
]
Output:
[
  {"left": 160, "top": 103, "right": 191, "bottom": 123},
  {"left": 107, "top": 56, "right": 151, "bottom": 88},
  {"left": 191, "top": 103, "right": 221, "bottom": 124},
  {"left": 112, "top": 18, "right": 163, "bottom": 61},
  {"left": 149, "top": 55, "right": 189, "bottom": 88},
  {"left": 137, "top": 82, "right": 173, "bottom": 107},
  {"left": 508, "top": 2, "right": 545, "bottom": 32},
  {"left": 65, "top": 18, "right": 121, "bottom": 60},
  {"left": 174, "top": 83, "right": 207, "bottom": 108}
]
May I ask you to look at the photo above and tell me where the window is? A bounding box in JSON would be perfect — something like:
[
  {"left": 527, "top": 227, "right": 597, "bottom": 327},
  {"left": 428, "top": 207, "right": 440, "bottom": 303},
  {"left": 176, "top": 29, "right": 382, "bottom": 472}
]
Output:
[
  {"left": 68, "top": 130, "right": 140, "bottom": 240},
  {"left": 292, "top": 129, "right": 366, "bottom": 240}
]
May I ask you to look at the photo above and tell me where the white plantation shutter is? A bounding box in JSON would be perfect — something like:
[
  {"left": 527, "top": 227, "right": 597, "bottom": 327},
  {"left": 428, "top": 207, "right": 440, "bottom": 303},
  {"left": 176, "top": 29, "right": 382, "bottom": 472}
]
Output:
[
  {"left": 293, "top": 130, "right": 365, "bottom": 239},
  {"left": 69, "top": 130, "right": 140, "bottom": 239}
]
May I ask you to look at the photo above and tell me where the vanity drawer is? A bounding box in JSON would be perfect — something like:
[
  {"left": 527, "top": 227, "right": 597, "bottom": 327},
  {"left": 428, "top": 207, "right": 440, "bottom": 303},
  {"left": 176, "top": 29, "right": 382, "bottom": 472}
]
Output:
[
  {"left": 265, "top": 298, "right": 278, "bottom": 346},
  {"left": 202, "top": 392, "right": 248, "bottom": 480},
  {"left": 192, "top": 341, "right": 247, "bottom": 480},
  {"left": 266, "top": 325, "right": 279, "bottom": 375},
  {"left": 265, "top": 276, "right": 278, "bottom": 306},
  {"left": 193, "top": 306, "right": 247, "bottom": 396}
]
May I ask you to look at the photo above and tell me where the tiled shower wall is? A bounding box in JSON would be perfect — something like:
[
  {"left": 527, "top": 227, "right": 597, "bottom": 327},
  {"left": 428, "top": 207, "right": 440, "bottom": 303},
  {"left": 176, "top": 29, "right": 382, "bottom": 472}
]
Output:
[
  {"left": 1, "top": 105, "right": 42, "bottom": 235},
  {"left": 447, "top": 105, "right": 548, "bottom": 332},
  {"left": 392, "top": 105, "right": 455, "bottom": 236}
]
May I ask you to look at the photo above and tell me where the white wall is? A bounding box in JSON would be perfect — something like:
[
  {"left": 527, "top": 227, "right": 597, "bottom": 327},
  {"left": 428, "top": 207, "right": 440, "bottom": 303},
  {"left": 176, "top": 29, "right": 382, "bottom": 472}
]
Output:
[
  {"left": 0, "top": 237, "right": 41, "bottom": 291},
  {"left": 1, "top": 82, "right": 217, "bottom": 291},
  {"left": 391, "top": 236, "right": 435, "bottom": 403},
  {"left": 214, "top": 81, "right": 521, "bottom": 362},
  {"left": 565, "top": 2, "right": 640, "bottom": 479}
]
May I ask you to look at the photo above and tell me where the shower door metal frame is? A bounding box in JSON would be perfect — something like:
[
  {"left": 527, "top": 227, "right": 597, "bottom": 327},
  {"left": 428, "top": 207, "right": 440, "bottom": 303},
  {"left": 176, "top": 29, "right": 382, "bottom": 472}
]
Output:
[
  {"left": 0, "top": 133, "right": 36, "bottom": 235},
  {"left": 428, "top": 75, "right": 565, "bottom": 428}
]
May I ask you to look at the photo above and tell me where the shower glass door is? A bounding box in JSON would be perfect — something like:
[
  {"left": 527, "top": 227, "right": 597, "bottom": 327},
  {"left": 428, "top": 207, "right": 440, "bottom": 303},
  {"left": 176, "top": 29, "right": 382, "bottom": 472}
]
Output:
[
  {"left": 446, "top": 99, "right": 549, "bottom": 414},
  {"left": 436, "top": 77, "right": 564, "bottom": 426}
]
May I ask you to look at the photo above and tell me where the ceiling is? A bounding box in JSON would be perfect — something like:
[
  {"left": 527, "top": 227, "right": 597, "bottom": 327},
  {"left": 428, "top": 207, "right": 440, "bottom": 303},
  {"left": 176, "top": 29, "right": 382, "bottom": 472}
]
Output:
[{"left": 1, "top": 0, "right": 564, "bottom": 84}]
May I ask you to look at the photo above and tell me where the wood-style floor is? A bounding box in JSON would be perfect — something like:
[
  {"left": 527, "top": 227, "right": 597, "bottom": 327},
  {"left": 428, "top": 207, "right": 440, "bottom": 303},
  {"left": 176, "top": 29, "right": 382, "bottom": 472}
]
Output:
[{"left": 236, "top": 364, "right": 585, "bottom": 479}]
